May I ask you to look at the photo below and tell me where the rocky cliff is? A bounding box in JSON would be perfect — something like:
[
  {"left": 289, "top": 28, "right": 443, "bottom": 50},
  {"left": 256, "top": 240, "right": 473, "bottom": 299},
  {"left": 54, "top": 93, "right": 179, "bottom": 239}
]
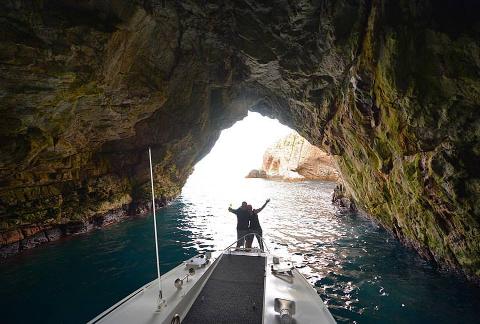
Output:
[
  {"left": 261, "top": 132, "right": 339, "bottom": 181},
  {"left": 1, "top": 0, "right": 479, "bottom": 281}
]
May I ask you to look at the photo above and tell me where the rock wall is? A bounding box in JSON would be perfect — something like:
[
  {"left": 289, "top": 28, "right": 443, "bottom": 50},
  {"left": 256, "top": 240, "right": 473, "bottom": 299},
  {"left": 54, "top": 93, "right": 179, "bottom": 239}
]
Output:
[
  {"left": 0, "top": 0, "right": 248, "bottom": 254},
  {"left": 262, "top": 132, "right": 339, "bottom": 181},
  {"left": 1, "top": 0, "right": 479, "bottom": 281}
]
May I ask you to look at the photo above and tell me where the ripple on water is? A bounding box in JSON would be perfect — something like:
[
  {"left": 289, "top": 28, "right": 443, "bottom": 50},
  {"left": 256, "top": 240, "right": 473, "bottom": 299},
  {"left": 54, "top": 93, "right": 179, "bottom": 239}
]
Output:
[{"left": 0, "top": 179, "right": 480, "bottom": 324}]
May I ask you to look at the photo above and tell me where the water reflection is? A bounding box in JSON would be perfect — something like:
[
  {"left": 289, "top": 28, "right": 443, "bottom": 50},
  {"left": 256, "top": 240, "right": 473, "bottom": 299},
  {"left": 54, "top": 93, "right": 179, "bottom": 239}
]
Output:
[
  {"left": 178, "top": 177, "right": 480, "bottom": 323},
  {"left": 1, "top": 178, "right": 479, "bottom": 323}
]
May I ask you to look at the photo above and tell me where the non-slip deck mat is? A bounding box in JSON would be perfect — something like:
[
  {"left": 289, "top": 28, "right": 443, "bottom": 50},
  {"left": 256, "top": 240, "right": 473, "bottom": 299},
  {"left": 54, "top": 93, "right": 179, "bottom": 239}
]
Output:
[{"left": 182, "top": 254, "right": 265, "bottom": 324}]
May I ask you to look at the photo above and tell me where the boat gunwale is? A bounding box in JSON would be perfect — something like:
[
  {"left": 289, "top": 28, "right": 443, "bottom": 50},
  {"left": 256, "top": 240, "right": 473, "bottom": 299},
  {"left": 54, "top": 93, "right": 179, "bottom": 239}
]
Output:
[
  {"left": 87, "top": 254, "right": 217, "bottom": 324},
  {"left": 88, "top": 281, "right": 154, "bottom": 324}
]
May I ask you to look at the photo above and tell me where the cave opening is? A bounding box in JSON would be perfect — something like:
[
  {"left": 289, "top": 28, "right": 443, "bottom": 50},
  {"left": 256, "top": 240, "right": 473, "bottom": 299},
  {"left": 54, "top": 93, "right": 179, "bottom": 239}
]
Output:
[
  {"left": 186, "top": 111, "right": 292, "bottom": 187},
  {"left": 176, "top": 109, "right": 347, "bottom": 256}
]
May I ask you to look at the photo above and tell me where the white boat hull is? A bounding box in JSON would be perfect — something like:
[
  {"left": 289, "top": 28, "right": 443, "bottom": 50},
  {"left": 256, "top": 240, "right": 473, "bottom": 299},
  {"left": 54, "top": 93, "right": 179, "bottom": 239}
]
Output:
[{"left": 89, "top": 248, "right": 336, "bottom": 324}]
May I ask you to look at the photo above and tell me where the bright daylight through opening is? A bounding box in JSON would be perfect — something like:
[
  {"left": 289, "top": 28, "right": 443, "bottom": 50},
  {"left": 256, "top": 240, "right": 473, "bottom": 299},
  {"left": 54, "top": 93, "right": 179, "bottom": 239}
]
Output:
[{"left": 185, "top": 111, "right": 292, "bottom": 185}]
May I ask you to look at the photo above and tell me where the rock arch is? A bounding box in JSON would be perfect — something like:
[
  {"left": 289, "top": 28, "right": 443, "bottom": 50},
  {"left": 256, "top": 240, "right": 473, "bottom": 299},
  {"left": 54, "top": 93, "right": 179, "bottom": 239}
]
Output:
[{"left": 0, "top": 1, "right": 479, "bottom": 280}]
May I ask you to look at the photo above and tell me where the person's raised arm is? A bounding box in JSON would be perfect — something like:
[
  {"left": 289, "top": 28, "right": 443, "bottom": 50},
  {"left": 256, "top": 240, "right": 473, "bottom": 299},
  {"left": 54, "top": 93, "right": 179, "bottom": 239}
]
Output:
[
  {"left": 228, "top": 206, "right": 237, "bottom": 214},
  {"left": 255, "top": 198, "right": 270, "bottom": 213}
]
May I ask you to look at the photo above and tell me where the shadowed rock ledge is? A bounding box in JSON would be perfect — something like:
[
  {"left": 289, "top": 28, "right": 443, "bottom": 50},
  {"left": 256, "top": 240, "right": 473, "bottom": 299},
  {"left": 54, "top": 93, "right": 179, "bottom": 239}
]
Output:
[{"left": 1, "top": 1, "right": 479, "bottom": 282}]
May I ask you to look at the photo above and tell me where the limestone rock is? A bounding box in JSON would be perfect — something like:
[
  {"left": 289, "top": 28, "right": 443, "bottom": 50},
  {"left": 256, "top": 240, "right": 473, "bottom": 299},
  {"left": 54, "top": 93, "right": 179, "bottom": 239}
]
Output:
[{"left": 262, "top": 133, "right": 340, "bottom": 181}]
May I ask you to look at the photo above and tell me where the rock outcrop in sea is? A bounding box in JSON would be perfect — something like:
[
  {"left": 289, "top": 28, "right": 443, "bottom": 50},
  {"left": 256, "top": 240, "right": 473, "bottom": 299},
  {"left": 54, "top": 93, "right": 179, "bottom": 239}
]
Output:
[
  {"left": 1, "top": 1, "right": 479, "bottom": 282},
  {"left": 259, "top": 133, "right": 340, "bottom": 181},
  {"left": 246, "top": 169, "right": 267, "bottom": 179},
  {"left": 332, "top": 182, "right": 357, "bottom": 213}
]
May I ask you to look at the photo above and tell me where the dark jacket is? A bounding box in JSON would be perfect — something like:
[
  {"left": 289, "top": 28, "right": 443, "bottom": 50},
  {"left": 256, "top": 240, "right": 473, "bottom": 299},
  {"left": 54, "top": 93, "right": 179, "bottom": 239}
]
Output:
[
  {"left": 249, "top": 212, "right": 261, "bottom": 230},
  {"left": 228, "top": 207, "right": 250, "bottom": 230}
]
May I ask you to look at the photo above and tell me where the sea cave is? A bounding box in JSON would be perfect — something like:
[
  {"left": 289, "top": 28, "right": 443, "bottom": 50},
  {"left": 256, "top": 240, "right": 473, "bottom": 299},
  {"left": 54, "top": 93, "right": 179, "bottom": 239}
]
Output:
[{"left": 1, "top": 1, "right": 480, "bottom": 322}]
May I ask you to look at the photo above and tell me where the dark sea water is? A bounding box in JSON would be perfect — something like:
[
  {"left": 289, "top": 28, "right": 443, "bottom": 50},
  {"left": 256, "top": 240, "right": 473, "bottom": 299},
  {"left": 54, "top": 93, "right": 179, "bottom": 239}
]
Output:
[{"left": 1, "top": 179, "right": 479, "bottom": 324}]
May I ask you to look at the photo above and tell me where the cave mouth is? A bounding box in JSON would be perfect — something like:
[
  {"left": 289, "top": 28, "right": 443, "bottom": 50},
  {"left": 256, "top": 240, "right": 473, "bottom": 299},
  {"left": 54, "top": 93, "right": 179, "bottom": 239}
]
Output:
[{"left": 185, "top": 111, "right": 292, "bottom": 187}]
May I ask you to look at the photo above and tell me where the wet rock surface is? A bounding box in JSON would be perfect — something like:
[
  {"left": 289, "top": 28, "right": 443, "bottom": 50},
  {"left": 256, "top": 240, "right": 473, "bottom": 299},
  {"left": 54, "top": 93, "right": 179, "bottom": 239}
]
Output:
[
  {"left": 0, "top": 201, "right": 156, "bottom": 258},
  {"left": 0, "top": 1, "right": 479, "bottom": 280},
  {"left": 332, "top": 182, "right": 357, "bottom": 213}
]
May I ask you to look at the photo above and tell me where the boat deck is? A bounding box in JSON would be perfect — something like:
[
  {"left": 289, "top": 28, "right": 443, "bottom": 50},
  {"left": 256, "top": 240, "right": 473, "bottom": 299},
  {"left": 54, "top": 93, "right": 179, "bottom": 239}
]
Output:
[
  {"left": 183, "top": 254, "right": 266, "bottom": 324},
  {"left": 89, "top": 250, "right": 336, "bottom": 324}
]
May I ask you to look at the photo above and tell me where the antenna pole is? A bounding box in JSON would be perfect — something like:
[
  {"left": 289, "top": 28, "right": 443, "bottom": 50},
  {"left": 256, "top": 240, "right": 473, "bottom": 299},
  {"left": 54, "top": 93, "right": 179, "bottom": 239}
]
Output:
[{"left": 148, "top": 147, "right": 164, "bottom": 306}]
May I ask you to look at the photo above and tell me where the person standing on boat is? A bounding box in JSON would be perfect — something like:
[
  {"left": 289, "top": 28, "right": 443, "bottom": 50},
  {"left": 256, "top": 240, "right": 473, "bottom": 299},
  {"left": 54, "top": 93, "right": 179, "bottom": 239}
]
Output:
[
  {"left": 228, "top": 201, "right": 250, "bottom": 248},
  {"left": 245, "top": 199, "right": 270, "bottom": 251}
]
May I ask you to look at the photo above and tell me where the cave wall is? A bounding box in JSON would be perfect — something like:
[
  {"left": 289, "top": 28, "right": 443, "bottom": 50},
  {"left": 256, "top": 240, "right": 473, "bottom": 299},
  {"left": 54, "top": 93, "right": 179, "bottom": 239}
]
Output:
[
  {"left": 1, "top": 1, "right": 479, "bottom": 279},
  {"left": 322, "top": 0, "right": 480, "bottom": 279},
  {"left": 0, "top": 0, "right": 249, "bottom": 231}
]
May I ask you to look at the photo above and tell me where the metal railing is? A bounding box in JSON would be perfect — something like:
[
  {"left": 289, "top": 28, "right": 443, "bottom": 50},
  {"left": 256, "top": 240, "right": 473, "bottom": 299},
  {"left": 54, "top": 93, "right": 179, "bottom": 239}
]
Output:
[{"left": 222, "top": 233, "right": 271, "bottom": 254}]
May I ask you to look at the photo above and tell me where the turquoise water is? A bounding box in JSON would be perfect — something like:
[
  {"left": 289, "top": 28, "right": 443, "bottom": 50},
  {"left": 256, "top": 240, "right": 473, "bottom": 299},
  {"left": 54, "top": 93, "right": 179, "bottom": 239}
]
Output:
[{"left": 1, "top": 179, "right": 479, "bottom": 323}]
